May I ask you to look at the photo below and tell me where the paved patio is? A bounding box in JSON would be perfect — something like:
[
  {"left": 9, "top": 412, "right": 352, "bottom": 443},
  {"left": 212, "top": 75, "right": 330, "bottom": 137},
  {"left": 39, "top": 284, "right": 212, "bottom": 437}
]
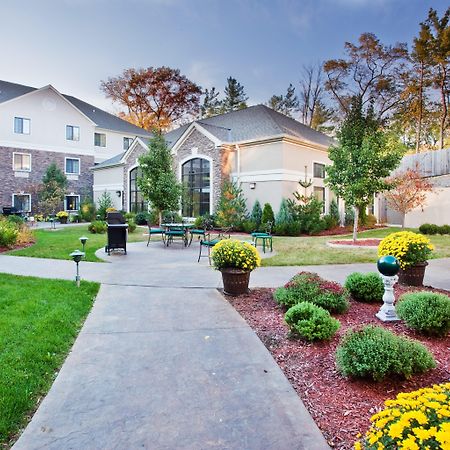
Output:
[{"left": 2, "top": 241, "right": 449, "bottom": 449}]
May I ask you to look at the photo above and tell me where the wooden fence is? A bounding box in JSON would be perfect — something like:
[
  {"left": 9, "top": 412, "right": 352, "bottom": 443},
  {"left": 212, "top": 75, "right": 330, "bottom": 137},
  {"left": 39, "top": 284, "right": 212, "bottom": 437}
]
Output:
[{"left": 396, "top": 148, "right": 450, "bottom": 177}]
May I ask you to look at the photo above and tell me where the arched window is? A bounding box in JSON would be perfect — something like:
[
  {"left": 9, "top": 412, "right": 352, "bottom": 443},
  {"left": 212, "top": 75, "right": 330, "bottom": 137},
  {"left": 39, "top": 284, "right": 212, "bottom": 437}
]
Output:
[
  {"left": 129, "top": 167, "right": 147, "bottom": 213},
  {"left": 182, "top": 158, "right": 210, "bottom": 217}
]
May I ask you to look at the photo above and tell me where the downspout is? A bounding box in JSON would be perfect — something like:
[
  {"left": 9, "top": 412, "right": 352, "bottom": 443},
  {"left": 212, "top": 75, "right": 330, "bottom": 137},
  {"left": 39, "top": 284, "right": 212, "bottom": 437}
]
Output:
[{"left": 236, "top": 143, "right": 241, "bottom": 184}]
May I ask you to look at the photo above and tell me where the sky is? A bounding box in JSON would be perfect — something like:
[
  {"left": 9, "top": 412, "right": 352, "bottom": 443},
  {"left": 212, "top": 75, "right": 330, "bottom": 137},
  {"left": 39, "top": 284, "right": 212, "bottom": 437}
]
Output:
[{"left": 0, "top": 0, "right": 447, "bottom": 114}]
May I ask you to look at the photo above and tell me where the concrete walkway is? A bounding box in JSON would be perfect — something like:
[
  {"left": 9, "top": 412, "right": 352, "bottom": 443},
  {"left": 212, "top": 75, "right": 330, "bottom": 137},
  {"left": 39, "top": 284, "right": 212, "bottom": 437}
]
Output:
[{"left": 7, "top": 242, "right": 336, "bottom": 450}]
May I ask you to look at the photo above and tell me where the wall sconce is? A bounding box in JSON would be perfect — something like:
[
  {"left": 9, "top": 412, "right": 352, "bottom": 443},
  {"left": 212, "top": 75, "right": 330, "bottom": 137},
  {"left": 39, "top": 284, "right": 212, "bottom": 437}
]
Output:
[
  {"left": 249, "top": 182, "right": 256, "bottom": 190},
  {"left": 116, "top": 190, "right": 122, "bottom": 198}
]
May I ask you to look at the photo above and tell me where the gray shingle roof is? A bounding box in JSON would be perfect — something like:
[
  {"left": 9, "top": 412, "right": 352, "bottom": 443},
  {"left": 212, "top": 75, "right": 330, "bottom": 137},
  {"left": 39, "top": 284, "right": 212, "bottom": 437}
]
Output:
[
  {"left": 0, "top": 80, "right": 151, "bottom": 137},
  {"left": 92, "top": 151, "right": 127, "bottom": 170}
]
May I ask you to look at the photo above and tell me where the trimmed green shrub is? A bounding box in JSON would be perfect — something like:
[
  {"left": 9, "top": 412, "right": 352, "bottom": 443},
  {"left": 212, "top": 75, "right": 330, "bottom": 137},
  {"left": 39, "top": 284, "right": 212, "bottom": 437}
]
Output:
[
  {"left": 336, "top": 325, "right": 436, "bottom": 381},
  {"left": 419, "top": 223, "right": 439, "bottom": 235},
  {"left": 241, "top": 220, "right": 257, "bottom": 233},
  {"left": 250, "top": 200, "right": 262, "bottom": 229},
  {"left": 6, "top": 215, "right": 25, "bottom": 226},
  {"left": 274, "top": 272, "right": 349, "bottom": 313},
  {"left": 88, "top": 220, "right": 107, "bottom": 234},
  {"left": 321, "top": 214, "right": 336, "bottom": 230},
  {"left": 285, "top": 302, "right": 340, "bottom": 341},
  {"left": 344, "top": 272, "right": 384, "bottom": 303},
  {"left": 397, "top": 292, "right": 450, "bottom": 337},
  {"left": 261, "top": 203, "right": 275, "bottom": 227},
  {"left": 135, "top": 212, "right": 150, "bottom": 225},
  {"left": 0, "top": 220, "right": 19, "bottom": 247},
  {"left": 438, "top": 224, "right": 450, "bottom": 235}
]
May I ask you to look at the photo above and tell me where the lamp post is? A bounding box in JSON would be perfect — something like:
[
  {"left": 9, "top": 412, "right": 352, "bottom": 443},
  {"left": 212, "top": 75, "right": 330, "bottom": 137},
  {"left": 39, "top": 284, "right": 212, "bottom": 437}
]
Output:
[
  {"left": 70, "top": 250, "right": 85, "bottom": 287},
  {"left": 376, "top": 255, "right": 401, "bottom": 322},
  {"left": 79, "top": 236, "right": 89, "bottom": 254}
]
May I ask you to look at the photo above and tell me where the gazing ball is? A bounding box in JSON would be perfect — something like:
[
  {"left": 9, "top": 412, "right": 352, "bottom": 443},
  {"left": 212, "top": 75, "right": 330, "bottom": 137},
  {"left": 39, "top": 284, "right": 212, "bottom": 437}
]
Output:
[{"left": 377, "top": 255, "right": 400, "bottom": 276}]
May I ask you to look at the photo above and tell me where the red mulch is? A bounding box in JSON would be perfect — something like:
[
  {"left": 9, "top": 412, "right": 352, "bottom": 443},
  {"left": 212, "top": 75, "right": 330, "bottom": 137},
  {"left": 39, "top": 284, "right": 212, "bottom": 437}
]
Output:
[
  {"left": 0, "top": 241, "right": 35, "bottom": 254},
  {"left": 305, "top": 225, "right": 386, "bottom": 237},
  {"left": 225, "top": 285, "right": 450, "bottom": 449},
  {"left": 330, "top": 239, "right": 382, "bottom": 247}
]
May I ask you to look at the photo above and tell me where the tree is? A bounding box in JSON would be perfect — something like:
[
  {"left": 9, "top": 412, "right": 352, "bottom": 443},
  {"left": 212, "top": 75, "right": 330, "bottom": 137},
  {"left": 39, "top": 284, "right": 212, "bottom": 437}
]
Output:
[
  {"left": 384, "top": 168, "right": 433, "bottom": 228},
  {"left": 261, "top": 203, "right": 275, "bottom": 228},
  {"left": 101, "top": 67, "right": 202, "bottom": 131},
  {"left": 325, "top": 96, "right": 404, "bottom": 241},
  {"left": 267, "top": 84, "right": 299, "bottom": 117},
  {"left": 250, "top": 200, "right": 263, "bottom": 228},
  {"left": 221, "top": 77, "right": 248, "bottom": 112},
  {"left": 137, "top": 133, "right": 182, "bottom": 224},
  {"left": 200, "top": 87, "right": 222, "bottom": 118},
  {"left": 215, "top": 180, "right": 247, "bottom": 228},
  {"left": 38, "top": 163, "right": 67, "bottom": 215},
  {"left": 97, "top": 191, "right": 114, "bottom": 220},
  {"left": 323, "top": 33, "right": 408, "bottom": 122}
]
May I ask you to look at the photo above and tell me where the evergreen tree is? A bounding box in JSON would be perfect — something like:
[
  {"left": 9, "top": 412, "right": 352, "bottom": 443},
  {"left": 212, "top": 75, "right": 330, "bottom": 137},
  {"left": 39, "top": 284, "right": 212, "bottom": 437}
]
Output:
[
  {"left": 137, "top": 133, "right": 182, "bottom": 225},
  {"left": 329, "top": 198, "right": 340, "bottom": 226},
  {"left": 266, "top": 84, "right": 299, "bottom": 118},
  {"left": 250, "top": 200, "right": 263, "bottom": 228},
  {"left": 215, "top": 180, "right": 248, "bottom": 228},
  {"left": 325, "top": 96, "right": 404, "bottom": 241},
  {"left": 38, "top": 163, "right": 68, "bottom": 215},
  {"left": 200, "top": 87, "right": 222, "bottom": 118},
  {"left": 97, "top": 191, "right": 114, "bottom": 220},
  {"left": 221, "top": 77, "right": 248, "bottom": 112},
  {"left": 261, "top": 203, "right": 275, "bottom": 229}
]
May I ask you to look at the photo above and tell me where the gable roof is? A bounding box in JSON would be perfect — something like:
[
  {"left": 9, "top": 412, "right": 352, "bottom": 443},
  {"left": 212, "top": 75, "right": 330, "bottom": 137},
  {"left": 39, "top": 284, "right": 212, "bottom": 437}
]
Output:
[
  {"left": 92, "top": 151, "right": 127, "bottom": 170},
  {"left": 169, "top": 104, "right": 332, "bottom": 149},
  {"left": 0, "top": 79, "right": 151, "bottom": 137}
]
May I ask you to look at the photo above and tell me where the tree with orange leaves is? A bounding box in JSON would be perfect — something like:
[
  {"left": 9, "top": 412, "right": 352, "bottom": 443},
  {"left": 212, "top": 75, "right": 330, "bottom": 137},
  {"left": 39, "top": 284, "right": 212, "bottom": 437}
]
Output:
[
  {"left": 101, "top": 67, "right": 202, "bottom": 131},
  {"left": 384, "top": 168, "right": 433, "bottom": 228}
]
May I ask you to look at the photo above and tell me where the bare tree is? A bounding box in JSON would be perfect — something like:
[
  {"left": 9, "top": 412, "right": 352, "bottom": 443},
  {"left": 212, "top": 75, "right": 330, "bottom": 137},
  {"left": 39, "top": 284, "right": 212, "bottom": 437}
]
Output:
[{"left": 298, "top": 64, "right": 326, "bottom": 127}]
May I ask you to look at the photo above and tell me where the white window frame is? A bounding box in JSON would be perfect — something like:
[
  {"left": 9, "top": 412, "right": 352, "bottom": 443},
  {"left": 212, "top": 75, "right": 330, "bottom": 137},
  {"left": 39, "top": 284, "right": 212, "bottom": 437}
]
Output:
[
  {"left": 12, "top": 152, "right": 31, "bottom": 172},
  {"left": 313, "top": 186, "right": 326, "bottom": 213},
  {"left": 12, "top": 193, "right": 31, "bottom": 212},
  {"left": 123, "top": 137, "right": 133, "bottom": 150},
  {"left": 65, "top": 157, "right": 81, "bottom": 175},
  {"left": 66, "top": 125, "right": 80, "bottom": 141},
  {"left": 14, "top": 117, "right": 31, "bottom": 135},
  {"left": 313, "top": 162, "right": 326, "bottom": 179},
  {"left": 94, "top": 132, "right": 106, "bottom": 147},
  {"left": 64, "top": 194, "right": 80, "bottom": 211}
]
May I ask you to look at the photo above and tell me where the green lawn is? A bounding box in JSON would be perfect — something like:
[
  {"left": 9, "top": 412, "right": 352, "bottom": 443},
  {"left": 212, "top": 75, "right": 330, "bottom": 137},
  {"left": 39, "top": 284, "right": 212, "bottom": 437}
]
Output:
[
  {"left": 262, "top": 227, "right": 450, "bottom": 266},
  {"left": 0, "top": 274, "right": 99, "bottom": 447},
  {"left": 8, "top": 225, "right": 147, "bottom": 262}
]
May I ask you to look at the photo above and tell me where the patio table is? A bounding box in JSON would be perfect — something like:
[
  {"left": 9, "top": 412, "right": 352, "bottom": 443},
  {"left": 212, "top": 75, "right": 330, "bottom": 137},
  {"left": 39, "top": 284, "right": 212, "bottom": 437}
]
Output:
[{"left": 161, "top": 223, "right": 194, "bottom": 247}]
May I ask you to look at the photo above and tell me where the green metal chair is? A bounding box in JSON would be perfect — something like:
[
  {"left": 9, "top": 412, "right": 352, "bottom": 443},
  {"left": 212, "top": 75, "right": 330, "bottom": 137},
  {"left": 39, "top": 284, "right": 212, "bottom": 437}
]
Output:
[
  {"left": 251, "top": 221, "right": 273, "bottom": 253},
  {"left": 188, "top": 218, "right": 213, "bottom": 246},
  {"left": 198, "top": 228, "right": 231, "bottom": 264},
  {"left": 165, "top": 225, "right": 188, "bottom": 247},
  {"left": 147, "top": 225, "right": 165, "bottom": 246}
]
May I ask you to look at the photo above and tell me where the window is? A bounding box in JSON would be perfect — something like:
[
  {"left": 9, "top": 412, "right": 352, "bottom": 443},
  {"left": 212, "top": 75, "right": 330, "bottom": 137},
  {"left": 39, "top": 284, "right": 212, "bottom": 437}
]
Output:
[
  {"left": 14, "top": 117, "right": 31, "bottom": 134},
  {"left": 182, "top": 158, "right": 211, "bottom": 217},
  {"left": 313, "top": 162, "right": 325, "bottom": 178},
  {"left": 65, "top": 158, "right": 80, "bottom": 175},
  {"left": 12, "top": 194, "right": 31, "bottom": 212},
  {"left": 66, "top": 125, "right": 80, "bottom": 141},
  {"left": 65, "top": 195, "right": 80, "bottom": 211},
  {"left": 94, "top": 133, "right": 106, "bottom": 147},
  {"left": 313, "top": 186, "right": 326, "bottom": 213},
  {"left": 123, "top": 137, "right": 133, "bottom": 150},
  {"left": 13, "top": 153, "right": 31, "bottom": 171},
  {"left": 129, "top": 167, "right": 148, "bottom": 213}
]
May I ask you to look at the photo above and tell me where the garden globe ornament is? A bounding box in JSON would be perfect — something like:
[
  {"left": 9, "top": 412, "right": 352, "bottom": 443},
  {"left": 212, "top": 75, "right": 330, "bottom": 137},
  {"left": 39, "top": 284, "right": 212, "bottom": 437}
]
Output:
[
  {"left": 70, "top": 250, "right": 85, "bottom": 287},
  {"left": 376, "top": 255, "right": 400, "bottom": 322}
]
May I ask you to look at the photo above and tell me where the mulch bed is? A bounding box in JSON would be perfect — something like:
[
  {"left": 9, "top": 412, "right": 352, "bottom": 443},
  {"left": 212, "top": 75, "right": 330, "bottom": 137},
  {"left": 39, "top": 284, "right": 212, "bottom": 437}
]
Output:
[
  {"left": 225, "top": 284, "right": 450, "bottom": 449},
  {"left": 329, "top": 239, "right": 382, "bottom": 247},
  {"left": 0, "top": 241, "right": 35, "bottom": 254}
]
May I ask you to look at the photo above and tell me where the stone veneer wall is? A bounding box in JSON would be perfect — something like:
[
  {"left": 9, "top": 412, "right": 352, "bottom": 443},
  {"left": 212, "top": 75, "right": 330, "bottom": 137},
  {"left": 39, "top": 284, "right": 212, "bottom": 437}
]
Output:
[
  {"left": 0, "top": 146, "right": 94, "bottom": 212},
  {"left": 122, "top": 143, "right": 149, "bottom": 212}
]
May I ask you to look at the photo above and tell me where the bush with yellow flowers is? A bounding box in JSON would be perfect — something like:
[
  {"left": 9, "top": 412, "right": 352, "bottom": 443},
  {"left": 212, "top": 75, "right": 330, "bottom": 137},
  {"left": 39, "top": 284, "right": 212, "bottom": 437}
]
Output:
[
  {"left": 378, "top": 231, "right": 434, "bottom": 269},
  {"left": 211, "top": 239, "right": 261, "bottom": 271},
  {"left": 355, "top": 383, "right": 450, "bottom": 450}
]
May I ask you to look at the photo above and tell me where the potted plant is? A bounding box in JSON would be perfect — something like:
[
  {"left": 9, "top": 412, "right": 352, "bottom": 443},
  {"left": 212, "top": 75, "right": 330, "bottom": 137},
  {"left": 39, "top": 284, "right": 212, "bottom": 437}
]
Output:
[
  {"left": 56, "top": 211, "right": 69, "bottom": 224},
  {"left": 378, "top": 231, "right": 434, "bottom": 286},
  {"left": 211, "top": 239, "right": 261, "bottom": 296}
]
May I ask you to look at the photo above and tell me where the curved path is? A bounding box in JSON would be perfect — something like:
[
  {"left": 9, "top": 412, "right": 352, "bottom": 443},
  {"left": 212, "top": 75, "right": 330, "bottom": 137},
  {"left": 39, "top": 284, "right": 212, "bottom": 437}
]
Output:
[{"left": 2, "top": 242, "right": 449, "bottom": 449}]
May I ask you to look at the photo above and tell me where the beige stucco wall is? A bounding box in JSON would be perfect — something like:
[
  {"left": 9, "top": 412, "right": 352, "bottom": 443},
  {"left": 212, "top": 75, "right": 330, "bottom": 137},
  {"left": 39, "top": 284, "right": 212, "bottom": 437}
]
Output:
[
  {"left": 404, "top": 187, "right": 450, "bottom": 227},
  {"left": 93, "top": 165, "right": 124, "bottom": 210}
]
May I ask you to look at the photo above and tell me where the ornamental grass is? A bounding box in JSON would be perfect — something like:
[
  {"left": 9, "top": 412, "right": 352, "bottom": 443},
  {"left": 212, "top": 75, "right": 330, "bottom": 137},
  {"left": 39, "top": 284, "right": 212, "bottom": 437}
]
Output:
[
  {"left": 355, "top": 383, "right": 450, "bottom": 450},
  {"left": 378, "top": 231, "right": 434, "bottom": 269},
  {"left": 211, "top": 239, "right": 261, "bottom": 271}
]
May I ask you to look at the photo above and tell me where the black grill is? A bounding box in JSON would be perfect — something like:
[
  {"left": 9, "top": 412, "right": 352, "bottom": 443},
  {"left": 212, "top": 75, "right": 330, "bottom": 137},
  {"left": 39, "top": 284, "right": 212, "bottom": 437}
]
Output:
[{"left": 106, "top": 212, "right": 128, "bottom": 254}]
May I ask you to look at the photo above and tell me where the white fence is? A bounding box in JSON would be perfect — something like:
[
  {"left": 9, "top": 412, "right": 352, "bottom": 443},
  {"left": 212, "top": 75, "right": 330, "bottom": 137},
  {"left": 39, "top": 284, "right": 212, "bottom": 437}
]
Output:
[{"left": 396, "top": 148, "right": 450, "bottom": 177}]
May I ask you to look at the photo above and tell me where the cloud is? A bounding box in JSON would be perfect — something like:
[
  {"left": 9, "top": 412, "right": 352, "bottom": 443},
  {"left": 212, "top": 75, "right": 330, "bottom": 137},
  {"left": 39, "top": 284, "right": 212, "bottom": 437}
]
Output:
[{"left": 187, "top": 61, "right": 221, "bottom": 90}]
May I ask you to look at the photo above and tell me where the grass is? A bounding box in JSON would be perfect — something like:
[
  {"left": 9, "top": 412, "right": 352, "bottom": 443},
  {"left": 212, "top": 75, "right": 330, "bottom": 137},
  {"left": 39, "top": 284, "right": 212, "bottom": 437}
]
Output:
[
  {"left": 7, "top": 225, "right": 147, "bottom": 262},
  {"left": 0, "top": 273, "right": 99, "bottom": 447},
  {"left": 262, "top": 227, "right": 450, "bottom": 266}
]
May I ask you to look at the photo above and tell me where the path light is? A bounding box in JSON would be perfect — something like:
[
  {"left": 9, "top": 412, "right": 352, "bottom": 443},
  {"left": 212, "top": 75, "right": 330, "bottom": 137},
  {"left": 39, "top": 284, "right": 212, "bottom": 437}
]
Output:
[
  {"left": 70, "top": 250, "right": 85, "bottom": 288},
  {"left": 79, "top": 236, "right": 89, "bottom": 254},
  {"left": 376, "top": 255, "right": 401, "bottom": 322}
]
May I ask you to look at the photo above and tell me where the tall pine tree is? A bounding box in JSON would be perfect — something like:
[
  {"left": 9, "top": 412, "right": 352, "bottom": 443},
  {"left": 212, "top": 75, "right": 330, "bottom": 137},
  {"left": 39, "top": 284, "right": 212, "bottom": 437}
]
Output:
[{"left": 221, "top": 77, "right": 248, "bottom": 112}]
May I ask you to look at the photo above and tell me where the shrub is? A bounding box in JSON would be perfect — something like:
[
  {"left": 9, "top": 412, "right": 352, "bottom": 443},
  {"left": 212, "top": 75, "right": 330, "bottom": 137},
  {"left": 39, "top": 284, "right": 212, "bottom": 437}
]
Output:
[
  {"left": 321, "top": 214, "right": 337, "bottom": 230},
  {"left": 336, "top": 325, "right": 436, "bottom": 381},
  {"left": 261, "top": 203, "right": 275, "bottom": 228},
  {"left": 88, "top": 220, "right": 107, "bottom": 234},
  {"left": 344, "top": 272, "right": 384, "bottom": 303},
  {"left": 355, "top": 383, "right": 450, "bottom": 450},
  {"left": 215, "top": 180, "right": 248, "bottom": 228},
  {"left": 365, "top": 213, "right": 377, "bottom": 227},
  {"left": 275, "top": 198, "right": 296, "bottom": 235},
  {"left": 397, "top": 291, "right": 450, "bottom": 337},
  {"left": 329, "top": 198, "right": 340, "bottom": 226},
  {"left": 241, "top": 220, "right": 257, "bottom": 233},
  {"left": 438, "top": 224, "right": 450, "bottom": 235},
  {"left": 250, "top": 200, "right": 262, "bottom": 229},
  {"left": 127, "top": 220, "right": 137, "bottom": 233},
  {"left": 298, "top": 197, "right": 324, "bottom": 235},
  {"left": 378, "top": 231, "right": 434, "bottom": 269},
  {"left": 135, "top": 211, "right": 150, "bottom": 225},
  {"left": 69, "top": 214, "right": 81, "bottom": 223},
  {"left": 124, "top": 212, "right": 136, "bottom": 221},
  {"left": 7, "top": 215, "right": 25, "bottom": 226},
  {"left": 211, "top": 239, "right": 261, "bottom": 271},
  {"left": 274, "top": 272, "right": 349, "bottom": 313},
  {"left": 0, "top": 220, "right": 19, "bottom": 247},
  {"left": 96, "top": 191, "right": 114, "bottom": 220},
  {"left": 80, "top": 201, "right": 96, "bottom": 222},
  {"left": 285, "top": 302, "right": 340, "bottom": 341}
]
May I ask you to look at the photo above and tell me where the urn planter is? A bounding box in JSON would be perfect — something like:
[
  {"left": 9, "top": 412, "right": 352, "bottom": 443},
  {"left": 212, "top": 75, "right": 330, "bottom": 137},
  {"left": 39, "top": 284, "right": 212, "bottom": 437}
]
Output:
[
  {"left": 398, "top": 262, "right": 428, "bottom": 286},
  {"left": 220, "top": 268, "right": 251, "bottom": 296}
]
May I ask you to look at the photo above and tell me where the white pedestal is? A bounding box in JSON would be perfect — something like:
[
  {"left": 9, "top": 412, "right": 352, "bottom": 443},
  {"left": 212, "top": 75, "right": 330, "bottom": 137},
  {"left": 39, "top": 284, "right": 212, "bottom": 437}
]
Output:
[{"left": 376, "top": 275, "right": 400, "bottom": 322}]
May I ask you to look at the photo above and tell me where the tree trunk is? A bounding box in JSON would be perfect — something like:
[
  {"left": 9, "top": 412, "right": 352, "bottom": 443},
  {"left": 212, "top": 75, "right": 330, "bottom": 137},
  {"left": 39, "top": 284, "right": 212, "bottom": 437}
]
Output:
[
  {"left": 415, "top": 63, "right": 424, "bottom": 153},
  {"left": 352, "top": 206, "right": 359, "bottom": 242},
  {"left": 158, "top": 210, "right": 162, "bottom": 226},
  {"left": 401, "top": 213, "right": 406, "bottom": 229},
  {"left": 438, "top": 65, "right": 448, "bottom": 150}
]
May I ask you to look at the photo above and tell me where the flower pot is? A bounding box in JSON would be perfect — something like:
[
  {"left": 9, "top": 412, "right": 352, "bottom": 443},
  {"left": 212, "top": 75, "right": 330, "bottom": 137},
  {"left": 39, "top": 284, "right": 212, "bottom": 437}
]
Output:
[
  {"left": 220, "top": 268, "right": 251, "bottom": 296},
  {"left": 398, "top": 262, "right": 428, "bottom": 286},
  {"left": 58, "top": 217, "right": 67, "bottom": 224}
]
